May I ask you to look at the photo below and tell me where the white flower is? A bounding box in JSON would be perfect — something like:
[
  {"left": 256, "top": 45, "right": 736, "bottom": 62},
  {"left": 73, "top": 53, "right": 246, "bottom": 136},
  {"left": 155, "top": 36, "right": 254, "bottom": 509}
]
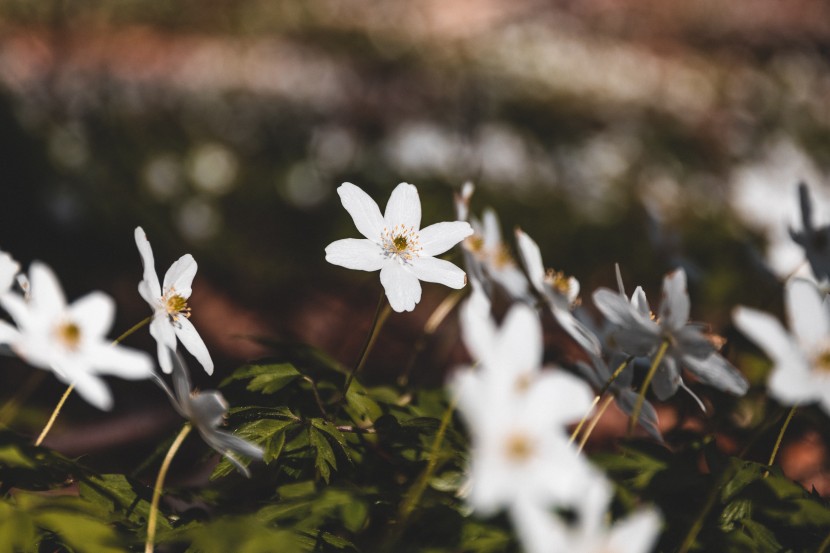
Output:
[
  {"left": 135, "top": 227, "right": 213, "bottom": 375},
  {"left": 593, "top": 268, "right": 748, "bottom": 400},
  {"left": 153, "top": 350, "right": 264, "bottom": 477},
  {"left": 325, "top": 182, "right": 474, "bottom": 312},
  {"left": 515, "top": 229, "right": 601, "bottom": 356},
  {"left": 0, "top": 251, "right": 20, "bottom": 295},
  {"left": 0, "top": 262, "right": 154, "bottom": 410},
  {"left": 734, "top": 278, "right": 830, "bottom": 411},
  {"left": 451, "top": 296, "right": 598, "bottom": 515},
  {"left": 513, "top": 490, "right": 662, "bottom": 553}
]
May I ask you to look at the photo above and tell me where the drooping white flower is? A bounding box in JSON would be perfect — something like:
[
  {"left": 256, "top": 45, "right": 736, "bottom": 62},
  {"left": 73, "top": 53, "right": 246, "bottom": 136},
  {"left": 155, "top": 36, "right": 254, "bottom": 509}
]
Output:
[
  {"left": 325, "top": 182, "right": 473, "bottom": 312},
  {"left": 153, "top": 349, "right": 264, "bottom": 477},
  {"left": 451, "top": 295, "right": 598, "bottom": 516},
  {"left": 135, "top": 227, "right": 213, "bottom": 375},
  {"left": 593, "top": 268, "right": 748, "bottom": 400},
  {"left": 734, "top": 278, "right": 830, "bottom": 412},
  {"left": 0, "top": 262, "right": 154, "bottom": 410},
  {"left": 514, "top": 228, "right": 601, "bottom": 356}
]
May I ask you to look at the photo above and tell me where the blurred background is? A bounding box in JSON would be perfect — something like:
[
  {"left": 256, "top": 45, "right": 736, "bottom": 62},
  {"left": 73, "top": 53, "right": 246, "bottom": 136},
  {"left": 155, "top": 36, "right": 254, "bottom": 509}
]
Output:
[{"left": 1, "top": 0, "right": 830, "bottom": 490}]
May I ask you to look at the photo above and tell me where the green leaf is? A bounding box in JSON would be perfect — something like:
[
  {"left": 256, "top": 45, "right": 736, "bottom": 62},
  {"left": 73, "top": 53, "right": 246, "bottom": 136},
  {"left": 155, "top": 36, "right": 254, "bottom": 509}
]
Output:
[
  {"left": 344, "top": 381, "right": 383, "bottom": 423},
  {"left": 79, "top": 474, "right": 167, "bottom": 532},
  {"left": 211, "top": 417, "right": 299, "bottom": 480},
  {"left": 0, "top": 444, "right": 35, "bottom": 468},
  {"left": 221, "top": 363, "right": 301, "bottom": 394},
  {"left": 309, "top": 426, "right": 336, "bottom": 483},
  {"left": 182, "top": 516, "right": 307, "bottom": 553},
  {"left": 0, "top": 500, "right": 36, "bottom": 552}
]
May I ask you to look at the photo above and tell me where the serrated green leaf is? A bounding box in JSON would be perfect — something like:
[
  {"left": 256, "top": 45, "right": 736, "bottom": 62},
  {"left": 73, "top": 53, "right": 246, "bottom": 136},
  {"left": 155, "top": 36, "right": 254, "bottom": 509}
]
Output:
[
  {"left": 221, "top": 363, "right": 301, "bottom": 394},
  {"left": 721, "top": 459, "right": 765, "bottom": 502},
  {"left": 344, "top": 381, "right": 383, "bottom": 423},
  {"left": 309, "top": 427, "right": 336, "bottom": 483},
  {"left": 311, "top": 419, "right": 351, "bottom": 461}
]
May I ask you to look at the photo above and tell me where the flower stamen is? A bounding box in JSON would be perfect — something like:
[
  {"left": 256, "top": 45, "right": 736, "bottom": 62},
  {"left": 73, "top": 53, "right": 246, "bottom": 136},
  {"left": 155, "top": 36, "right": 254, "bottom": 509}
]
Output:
[
  {"left": 504, "top": 432, "right": 535, "bottom": 462},
  {"left": 56, "top": 321, "right": 82, "bottom": 350},
  {"left": 381, "top": 225, "right": 422, "bottom": 264}
]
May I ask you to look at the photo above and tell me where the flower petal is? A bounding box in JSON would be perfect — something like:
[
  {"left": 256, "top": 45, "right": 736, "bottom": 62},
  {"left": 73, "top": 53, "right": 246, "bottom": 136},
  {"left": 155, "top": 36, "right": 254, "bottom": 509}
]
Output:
[
  {"left": 652, "top": 356, "right": 681, "bottom": 400},
  {"left": 658, "top": 269, "right": 690, "bottom": 332},
  {"left": 409, "top": 256, "right": 467, "bottom": 289},
  {"left": 29, "top": 262, "right": 66, "bottom": 318},
  {"left": 163, "top": 254, "right": 197, "bottom": 298},
  {"left": 418, "top": 222, "right": 474, "bottom": 257},
  {"left": 515, "top": 229, "right": 545, "bottom": 294},
  {"left": 60, "top": 365, "right": 113, "bottom": 411},
  {"left": 325, "top": 239, "right": 384, "bottom": 271},
  {"left": 175, "top": 317, "right": 214, "bottom": 375},
  {"left": 785, "top": 278, "right": 829, "bottom": 350},
  {"left": 383, "top": 182, "right": 421, "bottom": 230},
  {"left": 1, "top": 293, "right": 32, "bottom": 331},
  {"left": 495, "top": 304, "right": 543, "bottom": 379},
  {"left": 69, "top": 292, "right": 115, "bottom": 341},
  {"left": 459, "top": 289, "right": 497, "bottom": 366},
  {"left": 380, "top": 262, "right": 421, "bottom": 312},
  {"left": 524, "top": 370, "right": 594, "bottom": 426},
  {"left": 768, "top": 355, "right": 819, "bottom": 405},
  {"left": 733, "top": 306, "right": 796, "bottom": 362},
  {"left": 134, "top": 227, "right": 162, "bottom": 299},
  {"left": 607, "top": 508, "right": 662, "bottom": 553},
  {"left": 337, "top": 182, "right": 385, "bottom": 241},
  {"left": 0, "top": 252, "right": 19, "bottom": 294},
  {"left": 187, "top": 390, "right": 228, "bottom": 428},
  {"left": 682, "top": 353, "right": 749, "bottom": 395},
  {"left": 88, "top": 344, "right": 155, "bottom": 379}
]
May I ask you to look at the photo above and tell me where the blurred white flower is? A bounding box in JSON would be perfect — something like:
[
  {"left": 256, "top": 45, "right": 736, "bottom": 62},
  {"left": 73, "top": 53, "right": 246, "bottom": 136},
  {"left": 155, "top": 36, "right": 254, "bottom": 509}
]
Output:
[
  {"left": 463, "top": 207, "right": 531, "bottom": 300},
  {"left": 593, "top": 268, "right": 748, "bottom": 400},
  {"left": 515, "top": 229, "right": 601, "bottom": 356},
  {"left": 734, "top": 278, "right": 830, "bottom": 412},
  {"left": 325, "top": 182, "right": 473, "bottom": 312},
  {"left": 153, "top": 350, "right": 264, "bottom": 477},
  {"left": 513, "top": 488, "right": 662, "bottom": 553},
  {"left": 135, "top": 227, "right": 214, "bottom": 375},
  {"left": 0, "top": 262, "right": 154, "bottom": 410},
  {"left": 0, "top": 251, "right": 19, "bottom": 295},
  {"left": 451, "top": 295, "right": 598, "bottom": 515}
]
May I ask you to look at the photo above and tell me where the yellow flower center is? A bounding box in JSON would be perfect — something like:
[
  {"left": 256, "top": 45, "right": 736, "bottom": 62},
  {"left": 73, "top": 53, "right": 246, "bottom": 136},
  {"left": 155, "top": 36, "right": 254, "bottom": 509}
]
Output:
[
  {"left": 56, "top": 321, "right": 81, "bottom": 350},
  {"left": 165, "top": 293, "right": 191, "bottom": 321},
  {"left": 815, "top": 349, "right": 830, "bottom": 372},
  {"left": 381, "top": 225, "right": 421, "bottom": 263},
  {"left": 545, "top": 269, "right": 572, "bottom": 295},
  {"left": 504, "top": 432, "right": 534, "bottom": 462}
]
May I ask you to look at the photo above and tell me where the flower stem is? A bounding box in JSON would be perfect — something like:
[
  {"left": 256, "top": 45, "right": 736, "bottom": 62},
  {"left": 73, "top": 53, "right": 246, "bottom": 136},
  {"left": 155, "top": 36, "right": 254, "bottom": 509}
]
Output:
[
  {"left": 343, "top": 291, "right": 391, "bottom": 397},
  {"left": 113, "top": 315, "right": 153, "bottom": 345},
  {"left": 34, "top": 384, "right": 74, "bottom": 447},
  {"left": 628, "top": 339, "right": 670, "bottom": 436},
  {"left": 145, "top": 423, "right": 192, "bottom": 553},
  {"left": 33, "top": 316, "right": 153, "bottom": 447},
  {"left": 398, "top": 396, "right": 457, "bottom": 525},
  {"left": 578, "top": 394, "right": 615, "bottom": 452},
  {"left": 818, "top": 529, "right": 830, "bottom": 553},
  {"left": 570, "top": 357, "right": 631, "bottom": 444},
  {"left": 764, "top": 405, "right": 797, "bottom": 478}
]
